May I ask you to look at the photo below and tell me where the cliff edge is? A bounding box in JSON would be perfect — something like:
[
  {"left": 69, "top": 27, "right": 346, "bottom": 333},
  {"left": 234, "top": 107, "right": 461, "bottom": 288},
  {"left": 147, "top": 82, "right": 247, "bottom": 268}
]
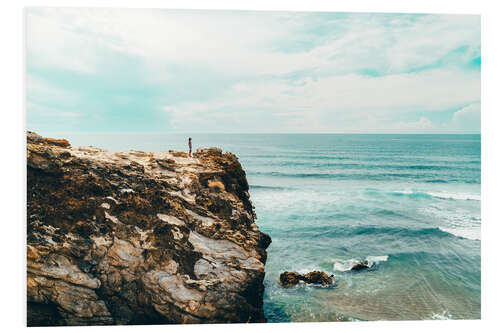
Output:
[{"left": 26, "top": 131, "right": 271, "bottom": 326}]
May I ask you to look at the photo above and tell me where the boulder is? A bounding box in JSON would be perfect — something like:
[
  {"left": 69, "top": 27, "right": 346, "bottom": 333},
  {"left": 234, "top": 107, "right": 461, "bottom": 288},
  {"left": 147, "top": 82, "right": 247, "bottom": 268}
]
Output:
[
  {"left": 303, "top": 271, "right": 333, "bottom": 285},
  {"left": 279, "top": 271, "right": 333, "bottom": 287},
  {"left": 279, "top": 271, "right": 302, "bottom": 287}
]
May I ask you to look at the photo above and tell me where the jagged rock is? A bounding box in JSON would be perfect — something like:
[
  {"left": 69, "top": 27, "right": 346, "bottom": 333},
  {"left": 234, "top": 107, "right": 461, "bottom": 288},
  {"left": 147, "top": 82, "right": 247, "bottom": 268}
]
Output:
[
  {"left": 303, "top": 271, "right": 333, "bottom": 285},
  {"left": 279, "top": 271, "right": 333, "bottom": 287},
  {"left": 27, "top": 130, "right": 70, "bottom": 147},
  {"left": 279, "top": 271, "right": 302, "bottom": 286},
  {"left": 27, "top": 131, "right": 271, "bottom": 326},
  {"left": 350, "top": 260, "right": 370, "bottom": 271}
]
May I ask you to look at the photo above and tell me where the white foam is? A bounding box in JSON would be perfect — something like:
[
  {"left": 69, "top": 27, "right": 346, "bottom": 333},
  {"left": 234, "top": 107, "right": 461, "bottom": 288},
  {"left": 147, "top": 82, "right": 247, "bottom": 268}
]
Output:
[
  {"left": 366, "top": 255, "right": 389, "bottom": 264},
  {"left": 333, "top": 255, "right": 389, "bottom": 272},
  {"left": 392, "top": 190, "right": 413, "bottom": 195},
  {"left": 333, "top": 259, "right": 359, "bottom": 272},
  {"left": 428, "top": 192, "right": 480, "bottom": 201},
  {"left": 439, "top": 226, "right": 481, "bottom": 241},
  {"left": 391, "top": 190, "right": 480, "bottom": 201}
]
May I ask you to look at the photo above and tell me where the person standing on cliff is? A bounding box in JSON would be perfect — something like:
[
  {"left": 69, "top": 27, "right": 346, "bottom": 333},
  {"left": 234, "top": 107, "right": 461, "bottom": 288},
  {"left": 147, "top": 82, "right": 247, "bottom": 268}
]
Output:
[{"left": 188, "top": 137, "right": 192, "bottom": 157}]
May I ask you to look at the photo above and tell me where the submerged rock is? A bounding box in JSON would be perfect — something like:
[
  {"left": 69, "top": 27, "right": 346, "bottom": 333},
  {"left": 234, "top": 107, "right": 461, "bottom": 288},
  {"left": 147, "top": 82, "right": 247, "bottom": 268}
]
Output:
[
  {"left": 27, "top": 131, "right": 271, "bottom": 326},
  {"left": 350, "top": 260, "right": 370, "bottom": 271},
  {"left": 279, "top": 271, "right": 333, "bottom": 287}
]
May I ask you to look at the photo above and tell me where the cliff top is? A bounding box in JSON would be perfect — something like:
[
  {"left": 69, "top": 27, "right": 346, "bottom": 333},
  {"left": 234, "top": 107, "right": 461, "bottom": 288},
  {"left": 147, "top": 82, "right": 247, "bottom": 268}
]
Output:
[{"left": 27, "top": 131, "right": 270, "bottom": 325}]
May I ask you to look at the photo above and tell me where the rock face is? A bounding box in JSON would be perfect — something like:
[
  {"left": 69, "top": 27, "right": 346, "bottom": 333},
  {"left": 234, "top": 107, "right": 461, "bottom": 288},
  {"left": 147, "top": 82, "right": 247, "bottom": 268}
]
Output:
[
  {"left": 279, "top": 271, "right": 333, "bottom": 287},
  {"left": 26, "top": 131, "right": 271, "bottom": 326}
]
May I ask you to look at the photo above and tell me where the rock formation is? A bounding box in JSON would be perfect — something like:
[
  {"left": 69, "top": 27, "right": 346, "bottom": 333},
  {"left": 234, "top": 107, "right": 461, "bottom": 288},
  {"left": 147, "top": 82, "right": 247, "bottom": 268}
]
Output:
[
  {"left": 279, "top": 271, "right": 333, "bottom": 287},
  {"left": 26, "top": 131, "right": 271, "bottom": 326},
  {"left": 350, "top": 260, "right": 370, "bottom": 271}
]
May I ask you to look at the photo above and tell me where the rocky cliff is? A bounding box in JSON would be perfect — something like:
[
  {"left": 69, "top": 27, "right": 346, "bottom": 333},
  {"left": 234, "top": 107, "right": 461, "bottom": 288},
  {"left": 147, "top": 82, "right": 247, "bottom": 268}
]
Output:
[{"left": 26, "top": 131, "right": 271, "bottom": 326}]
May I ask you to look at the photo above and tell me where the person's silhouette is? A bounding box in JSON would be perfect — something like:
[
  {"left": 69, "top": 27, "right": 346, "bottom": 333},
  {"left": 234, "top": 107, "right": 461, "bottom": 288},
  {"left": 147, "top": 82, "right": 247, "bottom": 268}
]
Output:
[{"left": 188, "top": 137, "right": 192, "bottom": 157}]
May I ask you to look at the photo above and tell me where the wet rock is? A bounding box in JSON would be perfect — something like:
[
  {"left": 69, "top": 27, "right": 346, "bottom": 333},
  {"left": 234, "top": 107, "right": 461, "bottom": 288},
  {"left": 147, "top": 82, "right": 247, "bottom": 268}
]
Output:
[
  {"left": 279, "top": 271, "right": 333, "bottom": 287},
  {"left": 303, "top": 271, "right": 333, "bottom": 285},
  {"left": 279, "top": 271, "right": 302, "bottom": 286},
  {"left": 350, "top": 260, "right": 370, "bottom": 271},
  {"left": 27, "top": 131, "right": 270, "bottom": 326}
]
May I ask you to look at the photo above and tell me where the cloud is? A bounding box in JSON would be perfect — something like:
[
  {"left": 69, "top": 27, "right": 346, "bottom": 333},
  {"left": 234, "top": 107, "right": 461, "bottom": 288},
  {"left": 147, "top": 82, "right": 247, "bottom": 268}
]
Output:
[
  {"left": 391, "top": 117, "right": 435, "bottom": 130},
  {"left": 451, "top": 102, "right": 481, "bottom": 132},
  {"left": 26, "top": 8, "right": 481, "bottom": 133},
  {"left": 164, "top": 68, "right": 480, "bottom": 132},
  {"left": 26, "top": 9, "right": 480, "bottom": 78}
]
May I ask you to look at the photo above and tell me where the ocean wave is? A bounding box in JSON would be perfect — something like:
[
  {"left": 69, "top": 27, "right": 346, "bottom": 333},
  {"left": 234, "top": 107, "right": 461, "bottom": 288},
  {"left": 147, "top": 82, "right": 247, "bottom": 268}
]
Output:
[
  {"left": 298, "top": 225, "right": 454, "bottom": 240},
  {"left": 344, "top": 226, "right": 451, "bottom": 238},
  {"left": 352, "top": 225, "right": 480, "bottom": 241},
  {"left": 382, "top": 190, "right": 433, "bottom": 199},
  {"left": 278, "top": 222, "right": 479, "bottom": 242},
  {"left": 246, "top": 160, "right": 476, "bottom": 171},
  {"left": 248, "top": 171, "right": 340, "bottom": 178},
  {"left": 428, "top": 192, "right": 480, "bottom": 201},
  {"left": 249, "top": 185, "right": 291, "bottom": 190},
  {"left": 368, "top": 190, "right": 480, "bottom": 201},
  {"left": 244, "top": 154, "right": 350, "bottom": 160},
  {"left": 438, "top": 227, "right": 481, "bottom": 241},
  {"left": 248, "top": 171, "right": 479, "bottom": 184},
  {"left": 332, "top": 255, "right": 389, "bottom": 272},
  {"left": 249, "top": 171, "right": 433, "bottom": 180}
]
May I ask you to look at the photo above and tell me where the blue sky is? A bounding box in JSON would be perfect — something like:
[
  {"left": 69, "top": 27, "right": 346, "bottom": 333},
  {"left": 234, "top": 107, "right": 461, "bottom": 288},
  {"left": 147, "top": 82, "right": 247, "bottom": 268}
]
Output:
[{"left": 26, "top": 8, "right": 480, "bottom": 133}]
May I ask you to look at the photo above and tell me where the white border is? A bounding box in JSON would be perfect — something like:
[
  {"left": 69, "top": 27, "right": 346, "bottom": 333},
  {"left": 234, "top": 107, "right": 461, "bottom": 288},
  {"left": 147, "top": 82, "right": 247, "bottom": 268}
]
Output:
[{"left": 2, "top": 1, "right": 499, "bottom": 332}]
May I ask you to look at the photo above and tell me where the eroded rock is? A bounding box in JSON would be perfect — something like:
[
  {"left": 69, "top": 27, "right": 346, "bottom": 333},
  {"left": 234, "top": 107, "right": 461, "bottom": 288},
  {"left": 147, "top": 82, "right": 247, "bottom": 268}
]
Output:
[
  {"left": 279, "top": 271, "right": 333, "bottom": 287},
  {"left": 27, "top": 131, "right": 271, "bottom": 326}
]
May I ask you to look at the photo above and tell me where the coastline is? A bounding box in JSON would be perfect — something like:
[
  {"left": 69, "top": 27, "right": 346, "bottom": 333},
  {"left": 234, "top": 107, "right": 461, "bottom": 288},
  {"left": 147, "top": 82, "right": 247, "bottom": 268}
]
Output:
[{"left": 26, "top": 132, "right": 481, "bottom": 323}]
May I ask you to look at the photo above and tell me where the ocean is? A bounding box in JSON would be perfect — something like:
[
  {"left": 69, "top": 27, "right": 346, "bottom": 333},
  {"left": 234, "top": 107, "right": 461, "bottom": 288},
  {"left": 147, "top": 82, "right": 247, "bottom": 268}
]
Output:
[{"left": 45, "top": 133, "right": 481, "bottom": 322}]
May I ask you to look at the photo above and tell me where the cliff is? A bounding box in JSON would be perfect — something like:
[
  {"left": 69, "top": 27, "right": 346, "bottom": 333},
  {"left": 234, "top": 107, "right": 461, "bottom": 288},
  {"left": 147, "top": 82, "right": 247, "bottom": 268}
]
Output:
[{"left": 26, "top": 131, "right": 271, "bottom": 326}]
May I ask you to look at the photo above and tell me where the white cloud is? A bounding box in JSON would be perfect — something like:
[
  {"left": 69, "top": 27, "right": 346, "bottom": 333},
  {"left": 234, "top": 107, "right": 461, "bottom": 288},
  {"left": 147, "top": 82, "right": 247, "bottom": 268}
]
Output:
[
  {"left": 26, "top": 10, "right": 100, "bottom": 73},
  {"left": 165, "top": 69, "right": 480, "bottom": 132},
  {"left": 26, "top": 8, "right": 480, "bottom": 133},
  {"left": 26, "top": 9, "right": 480, "bottom": 78},
  {"left": 451, "top": 102, "right": 481, "bottom": 132}
]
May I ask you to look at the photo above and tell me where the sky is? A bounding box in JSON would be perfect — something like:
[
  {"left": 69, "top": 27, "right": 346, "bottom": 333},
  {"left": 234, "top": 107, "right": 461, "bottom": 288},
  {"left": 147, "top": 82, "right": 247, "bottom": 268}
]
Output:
[{"left": 26, "top": 8, "right": 481, "bottom": 134}]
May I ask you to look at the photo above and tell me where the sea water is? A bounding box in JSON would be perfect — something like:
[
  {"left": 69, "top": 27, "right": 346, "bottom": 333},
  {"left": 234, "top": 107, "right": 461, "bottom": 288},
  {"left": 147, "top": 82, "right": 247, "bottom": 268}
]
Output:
[{"left": 46, "top": 133, "right": 481, "bottom": 322}]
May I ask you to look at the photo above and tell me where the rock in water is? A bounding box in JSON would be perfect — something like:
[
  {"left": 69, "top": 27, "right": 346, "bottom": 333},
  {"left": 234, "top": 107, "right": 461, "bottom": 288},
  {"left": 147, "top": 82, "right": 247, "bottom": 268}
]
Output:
[
  {"left": 350, "top": 260, "right": 370, "bottom": 271},
  {"left": 26, "top": 131, "right": 271, "bottom": 326},
  {"left": 279, "top": 271, "right": 302, "bottom": 286},
  {"left": 279, "top": 271, "right": 333, "bottom": 287},
  {"left": 303, "top": 271, "right": 333, "bottom": 285}
]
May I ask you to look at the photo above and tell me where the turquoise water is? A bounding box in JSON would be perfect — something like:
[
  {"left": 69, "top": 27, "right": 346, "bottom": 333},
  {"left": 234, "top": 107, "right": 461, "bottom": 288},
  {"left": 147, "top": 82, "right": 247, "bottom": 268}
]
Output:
[{"left": 44, "top": 133, "right": 481, "bottom": 322}]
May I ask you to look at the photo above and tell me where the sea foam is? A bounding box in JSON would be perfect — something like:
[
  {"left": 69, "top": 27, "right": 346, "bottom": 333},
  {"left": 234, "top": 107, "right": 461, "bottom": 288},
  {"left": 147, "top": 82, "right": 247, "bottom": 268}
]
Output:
[
  {"left": 333, "top": 255, "right": 389, "bottom": 272},
  {"left": 438, "top": 226, "right": 481, "bottom": 241},
  {"left": 428, "top": 192, "right": 480, "bottom": 201},
  {"left": 389, "top": 190, "right": 480, "bottom": 201}
]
